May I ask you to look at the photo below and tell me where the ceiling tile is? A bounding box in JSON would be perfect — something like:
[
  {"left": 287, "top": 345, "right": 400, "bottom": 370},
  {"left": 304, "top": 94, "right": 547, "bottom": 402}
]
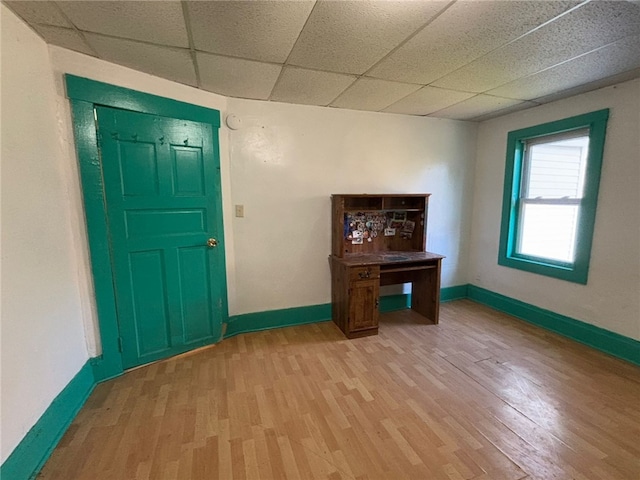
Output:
[
  {"left": 287, "top": 0, "right": 448, "bottom": 75},
  {"left": 32, "top": 25, "right": 95, "bottom": 56},
  {"left": 4, "top": 1, "right": 71, "bottom": 27},
  {"left": 187, "top": 1, "right": 314, "bottom": 63},
  {"left": 330, "top": 78, "right": 421, "bottom": 112},
  {"left": 431, "top": 95, "right": 526, "bottom": 120},
  {"left": 369, "top": 0, "right": 577, "bottom": 84},
  {"left": 383, "top": 86, "right": 475, "bottom": 116},
  {"left": 85, "top": 34, "right": 196, "bottom": 87},
  {"left": 432, "top": 0, "right": 640, "bottom": 92},
  {"left": 57, "top": 1, "right": 188, "bottom": 47},
  {"left": 270, "top": 67, "right": 356, "bottom": 106},
  {"left": 5, "top": 0, "right": 639, "bottom": 118},
  {"left": 197, "top": 52, "right": 281, "bottom": 100},
  {"left": 469, "top": 101, "right": 540, "bottom": 122},
  {"left": 488, "top": 35, "right": 640, "bottom": 101},
  {"left": 533, "top": 67, "right": 640, "bottom": 105}
]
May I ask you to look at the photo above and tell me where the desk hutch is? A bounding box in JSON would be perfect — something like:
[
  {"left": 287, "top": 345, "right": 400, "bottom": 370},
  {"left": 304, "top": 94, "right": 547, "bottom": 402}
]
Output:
[{"left": 330, "top": 194, "right": 444, "bottom": 338}]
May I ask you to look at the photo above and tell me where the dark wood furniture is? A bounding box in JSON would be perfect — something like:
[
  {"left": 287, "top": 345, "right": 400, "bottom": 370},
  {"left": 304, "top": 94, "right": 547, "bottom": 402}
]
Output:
[{"left": 330, "top": 194, "right": 444, "bottom": 338}]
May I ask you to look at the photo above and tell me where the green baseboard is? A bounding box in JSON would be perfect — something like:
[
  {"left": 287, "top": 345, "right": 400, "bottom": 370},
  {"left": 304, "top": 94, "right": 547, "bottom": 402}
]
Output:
[
  {"left": 379, "top": 294, "right": 411, "bottom": 312},
  {"left": 378, "top": 286, "right": 470, "bottom": 312},
  {"left": 0, "top": 361, "right": 95, "bottom": 480},
  {"left": 467, "top": 285, "right": 640, "bottom": 366},
  {"left": 224, "top": 303, "right": 332, "bottom": 339},
  {"left": 223, "top": 286, "right": 468, "bottom": 338},
  {"left": 440, "top": 284, "right": 469, "bottom": 302}
]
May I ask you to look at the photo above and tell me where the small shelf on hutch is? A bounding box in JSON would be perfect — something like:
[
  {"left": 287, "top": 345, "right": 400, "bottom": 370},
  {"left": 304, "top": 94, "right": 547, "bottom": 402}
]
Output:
[
  {"left": 331, "top": 194, "right": 430, "bottom": 257},
  {"left": 342, "top": 196, "right": 383, "bottom": 210}
]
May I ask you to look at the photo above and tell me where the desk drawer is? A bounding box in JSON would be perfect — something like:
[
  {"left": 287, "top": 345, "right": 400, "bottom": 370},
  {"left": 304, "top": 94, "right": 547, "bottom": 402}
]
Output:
[{"left": 349, "top": 266, "right": 380, "bottom": 282}]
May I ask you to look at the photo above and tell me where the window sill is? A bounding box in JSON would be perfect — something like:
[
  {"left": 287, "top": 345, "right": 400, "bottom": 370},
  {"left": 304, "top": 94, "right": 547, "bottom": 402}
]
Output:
[{"left": 498, "top": 254, "right": 588, "bottom": 284}]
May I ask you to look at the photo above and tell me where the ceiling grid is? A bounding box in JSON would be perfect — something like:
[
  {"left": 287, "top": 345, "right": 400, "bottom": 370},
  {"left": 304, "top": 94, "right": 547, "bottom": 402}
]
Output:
[{"left": 5, "top": 0, "right": 640, "bottom": 121}]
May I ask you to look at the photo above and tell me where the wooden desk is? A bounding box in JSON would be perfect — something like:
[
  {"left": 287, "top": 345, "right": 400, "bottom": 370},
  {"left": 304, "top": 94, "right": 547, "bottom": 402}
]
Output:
[{"left": 330, "top": 251, "right": 444, "bottom": 338}]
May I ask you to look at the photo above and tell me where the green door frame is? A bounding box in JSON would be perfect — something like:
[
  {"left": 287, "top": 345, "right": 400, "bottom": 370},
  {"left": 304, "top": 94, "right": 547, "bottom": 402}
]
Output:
[{"left": 65, "top": 74, "right": 228, "bottom": 382}]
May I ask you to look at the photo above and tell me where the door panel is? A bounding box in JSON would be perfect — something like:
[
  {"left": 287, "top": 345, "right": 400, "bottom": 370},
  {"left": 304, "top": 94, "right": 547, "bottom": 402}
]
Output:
[
  {"left": 177, "top": 246, "right": 215, "bottom": 343},
  {"left": 97, "top": 107, "right": 224, "bottom": 369},
  {"left": 119, "top": 141, "right": 159, "bottom": 196},
  {"left": 124, "top": 209, "right": 207, "bottom": 239},
  {"left": 129, "top": 250, "right": 171, "bottom": 356},
  {"left": 172, "top": 146, "right": 205, "bottom": 195}
]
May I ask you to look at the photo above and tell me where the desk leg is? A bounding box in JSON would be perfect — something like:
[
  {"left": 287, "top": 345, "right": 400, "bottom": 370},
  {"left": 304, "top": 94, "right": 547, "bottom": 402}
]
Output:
[{"left": 411, "top": 260, "right": 441, "bottom": 324}]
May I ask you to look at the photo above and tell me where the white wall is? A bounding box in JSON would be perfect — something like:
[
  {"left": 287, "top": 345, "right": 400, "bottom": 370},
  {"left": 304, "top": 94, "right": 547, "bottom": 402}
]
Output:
[
  {"left": 0, "top": 6, "right": 89, "bottom": 463},
  {"left": 469, "top": 79, "right": 640, "bottom": 340},
  {"left": 227, "top": 98, "right": 477, "bottom": 314}
]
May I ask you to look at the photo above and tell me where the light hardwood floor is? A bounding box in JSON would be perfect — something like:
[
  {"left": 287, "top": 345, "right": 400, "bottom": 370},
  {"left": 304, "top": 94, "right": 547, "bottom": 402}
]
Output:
[{"left": 38, "top": 300, "right": 640, "bottom": 479}]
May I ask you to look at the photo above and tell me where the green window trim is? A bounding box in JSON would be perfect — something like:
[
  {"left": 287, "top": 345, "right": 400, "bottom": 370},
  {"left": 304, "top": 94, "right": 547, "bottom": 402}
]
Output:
[{"left": 498, "top": 109, "right": 609, "bottom": 284}]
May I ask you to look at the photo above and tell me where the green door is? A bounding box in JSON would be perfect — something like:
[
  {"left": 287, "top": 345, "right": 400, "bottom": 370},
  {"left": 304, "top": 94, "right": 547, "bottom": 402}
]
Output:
[{"left": 96, "top": 107, "right": 225, "bottom": 369}]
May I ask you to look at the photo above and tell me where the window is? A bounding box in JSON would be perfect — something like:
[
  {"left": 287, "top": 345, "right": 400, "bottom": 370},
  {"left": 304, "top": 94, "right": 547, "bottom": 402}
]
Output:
[{"left": 498, "top": 109, "right": 609, "bottom": 284}]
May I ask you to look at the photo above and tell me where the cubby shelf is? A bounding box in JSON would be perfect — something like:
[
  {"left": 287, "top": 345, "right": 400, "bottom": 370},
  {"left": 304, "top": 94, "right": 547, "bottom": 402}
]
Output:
[{"left": 331, "top": 194, "right": 430, "bottom": 257}]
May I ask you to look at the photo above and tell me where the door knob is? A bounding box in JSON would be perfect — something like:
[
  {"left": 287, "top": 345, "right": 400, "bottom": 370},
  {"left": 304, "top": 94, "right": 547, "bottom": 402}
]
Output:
[{"left": 207, "top": 238, "right": 218, "bottom": 248}]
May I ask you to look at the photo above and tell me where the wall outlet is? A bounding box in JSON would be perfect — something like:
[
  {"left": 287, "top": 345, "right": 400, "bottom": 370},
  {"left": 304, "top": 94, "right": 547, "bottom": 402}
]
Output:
[{"left": 235, "top": 205, "right": 244, "bottom": 217}]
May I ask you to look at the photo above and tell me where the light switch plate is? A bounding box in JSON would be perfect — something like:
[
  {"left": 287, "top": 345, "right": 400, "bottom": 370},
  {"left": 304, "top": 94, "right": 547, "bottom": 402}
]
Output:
[{"left": 235, "top": 205, "right": 244, "bottom": 217}]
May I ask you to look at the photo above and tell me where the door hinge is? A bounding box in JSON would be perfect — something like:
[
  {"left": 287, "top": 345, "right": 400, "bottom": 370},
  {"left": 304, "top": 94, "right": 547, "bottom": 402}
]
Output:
[{"left": 117, "top": 337, "right": 123, "bottom": 352}]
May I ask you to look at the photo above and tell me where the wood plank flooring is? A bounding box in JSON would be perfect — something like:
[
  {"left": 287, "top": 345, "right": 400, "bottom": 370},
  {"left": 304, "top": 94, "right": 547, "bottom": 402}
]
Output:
[{"left": 38, "top": 300, "right": 640, "bottom": 479}]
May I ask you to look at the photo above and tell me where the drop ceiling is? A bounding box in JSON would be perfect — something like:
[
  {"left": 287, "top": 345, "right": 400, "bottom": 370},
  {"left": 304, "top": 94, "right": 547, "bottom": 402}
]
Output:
[{"left": 5, "top": 0, "right": 640, "bottom": 121}]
